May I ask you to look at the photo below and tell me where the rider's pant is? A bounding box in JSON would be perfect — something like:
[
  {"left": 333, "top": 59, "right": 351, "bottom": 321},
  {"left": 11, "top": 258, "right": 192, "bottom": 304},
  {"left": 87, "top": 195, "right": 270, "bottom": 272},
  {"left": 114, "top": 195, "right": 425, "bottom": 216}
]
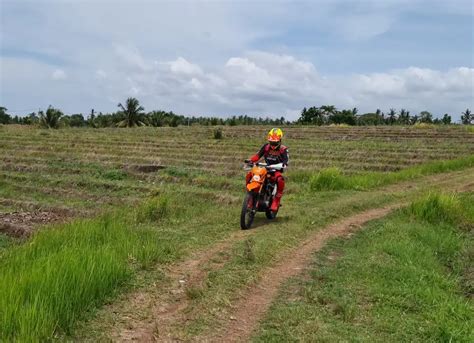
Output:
[{"left": 273, "top": 171, "right": 285, "bottom": 198}]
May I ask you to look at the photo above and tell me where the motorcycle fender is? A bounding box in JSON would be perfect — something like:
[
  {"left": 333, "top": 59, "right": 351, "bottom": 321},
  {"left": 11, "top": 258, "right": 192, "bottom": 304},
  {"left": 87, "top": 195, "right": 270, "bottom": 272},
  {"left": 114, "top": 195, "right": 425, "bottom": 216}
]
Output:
[{"left": 246, "top": 181, "right": 262, "bottom": 192}]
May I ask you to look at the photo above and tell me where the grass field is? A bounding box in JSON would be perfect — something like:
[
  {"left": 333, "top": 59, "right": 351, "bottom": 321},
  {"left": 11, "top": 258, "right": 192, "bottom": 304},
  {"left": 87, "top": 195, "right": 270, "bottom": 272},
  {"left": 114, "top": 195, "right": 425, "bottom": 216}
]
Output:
[
  {"left": 0, "top": 125, "right": 473, "bottom": 341},
  {"left": 255, "top": 193, "right": 474, "bottom": 342}
]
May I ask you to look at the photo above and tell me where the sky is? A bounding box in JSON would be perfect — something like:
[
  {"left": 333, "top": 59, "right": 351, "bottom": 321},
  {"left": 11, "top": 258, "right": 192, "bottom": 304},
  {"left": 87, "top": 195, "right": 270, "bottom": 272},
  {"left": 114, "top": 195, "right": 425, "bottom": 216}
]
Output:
[{"left": 1, "top": 0, "right": 473, "bottom": 121}]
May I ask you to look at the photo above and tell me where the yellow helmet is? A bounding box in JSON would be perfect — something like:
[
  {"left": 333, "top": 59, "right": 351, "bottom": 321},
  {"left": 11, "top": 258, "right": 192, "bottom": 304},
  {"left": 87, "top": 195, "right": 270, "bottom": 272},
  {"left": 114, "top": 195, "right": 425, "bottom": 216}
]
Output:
[{"left": 267, "top": 128, "right": 283, "bottom": 148}]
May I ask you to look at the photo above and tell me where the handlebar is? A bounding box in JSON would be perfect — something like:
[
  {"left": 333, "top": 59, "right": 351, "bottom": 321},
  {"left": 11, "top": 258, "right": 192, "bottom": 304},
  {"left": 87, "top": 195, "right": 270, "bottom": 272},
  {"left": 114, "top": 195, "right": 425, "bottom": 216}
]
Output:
[{"left": 244, "top": 161, "right": 285, "bottom": 171}]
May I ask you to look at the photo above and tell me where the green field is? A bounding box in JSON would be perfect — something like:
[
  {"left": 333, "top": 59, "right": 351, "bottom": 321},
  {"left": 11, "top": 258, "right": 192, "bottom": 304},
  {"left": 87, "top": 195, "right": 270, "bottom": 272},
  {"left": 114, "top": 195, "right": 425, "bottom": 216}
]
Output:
[
  {"left": 0, "top": 125, "right": 473, "bottom": 341},
  {"left": 256, "top": 193, "right": 474, "bottom": 342}
]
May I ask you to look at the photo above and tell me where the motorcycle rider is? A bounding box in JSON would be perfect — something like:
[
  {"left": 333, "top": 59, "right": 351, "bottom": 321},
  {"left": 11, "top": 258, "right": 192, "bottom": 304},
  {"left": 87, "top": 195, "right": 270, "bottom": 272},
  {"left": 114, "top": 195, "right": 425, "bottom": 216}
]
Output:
[{"left": 246, "top": 128, "right": 289, "bottom": 212}]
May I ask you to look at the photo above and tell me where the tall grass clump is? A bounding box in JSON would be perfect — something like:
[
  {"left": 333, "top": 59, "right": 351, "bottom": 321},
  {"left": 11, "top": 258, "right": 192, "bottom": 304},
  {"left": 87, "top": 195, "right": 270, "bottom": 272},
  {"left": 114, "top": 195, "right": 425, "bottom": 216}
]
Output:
[
  {"left": 135, "top": 196, "right": 169, "bottom": 223},
  {"left": 309, "top": 167, "right": 348, "bottom": 191},
  {"left": 407, "top": 192, "right": 464, "bottom": 225},
  {"left": 0, "top": 214, "right": 176, "bottom": 341}
]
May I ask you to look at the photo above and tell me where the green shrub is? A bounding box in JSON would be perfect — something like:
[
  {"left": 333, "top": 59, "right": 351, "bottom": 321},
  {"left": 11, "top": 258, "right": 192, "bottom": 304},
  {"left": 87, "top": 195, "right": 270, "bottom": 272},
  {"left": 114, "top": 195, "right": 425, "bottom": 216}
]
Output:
[
  {"left": 310, "top": 167, "right": 347, "bottom": 191},
  {"left": 407, "top": 192, "right": 464, "bottom": 225}
]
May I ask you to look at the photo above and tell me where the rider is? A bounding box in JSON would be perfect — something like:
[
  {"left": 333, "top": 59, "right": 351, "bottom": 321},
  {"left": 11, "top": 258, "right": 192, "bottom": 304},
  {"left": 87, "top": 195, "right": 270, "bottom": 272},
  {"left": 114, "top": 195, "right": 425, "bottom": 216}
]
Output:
[{"left": 246, "top": 128, "right": 289, "bottom": 212}]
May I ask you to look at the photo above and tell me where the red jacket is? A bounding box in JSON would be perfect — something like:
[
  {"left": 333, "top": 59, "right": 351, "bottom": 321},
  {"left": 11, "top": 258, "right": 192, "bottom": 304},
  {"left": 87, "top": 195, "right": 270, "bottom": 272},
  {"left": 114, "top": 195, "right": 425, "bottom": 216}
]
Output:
[{"left": 250, "top": 144, "right": 289, "bottom": 167}]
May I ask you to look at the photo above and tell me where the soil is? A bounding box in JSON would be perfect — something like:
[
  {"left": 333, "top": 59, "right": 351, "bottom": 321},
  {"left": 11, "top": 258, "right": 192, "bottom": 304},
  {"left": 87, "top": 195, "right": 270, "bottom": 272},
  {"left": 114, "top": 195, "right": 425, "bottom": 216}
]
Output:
[
  {"left": 127, "top": 165, "right": 166, "bottom": 173},
  {"left": 108, "top": 236, "right": 243, "bottom": 342},
  {"left": 0, "top": 209, "right": 73, "bottom": 238}
]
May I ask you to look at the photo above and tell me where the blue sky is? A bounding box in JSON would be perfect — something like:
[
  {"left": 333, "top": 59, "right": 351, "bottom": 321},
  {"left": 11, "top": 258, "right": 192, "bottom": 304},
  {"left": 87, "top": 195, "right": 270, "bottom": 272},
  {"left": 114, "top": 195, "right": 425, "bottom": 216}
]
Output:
[{"left": 1, "top": 0, "right": 473, "bottom": 120}]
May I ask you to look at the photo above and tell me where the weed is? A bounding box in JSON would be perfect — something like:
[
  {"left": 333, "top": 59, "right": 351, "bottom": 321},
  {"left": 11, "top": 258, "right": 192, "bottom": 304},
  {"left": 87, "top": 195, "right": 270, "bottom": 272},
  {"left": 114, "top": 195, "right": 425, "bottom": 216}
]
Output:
[
  {"left": 309, "top": 167, "right": 347, "bottom": 191},
  {"left": 407, "top": 192, "right": 464, "bottom": 224},
  {"left": 242, "top": 238, "right": 256, "bottom": 264},
  {"left": 100, "top": 169, "right": 128, "bottom": 181},
  {"left": 213, "top": 128, "right": 223, "bottom": 139},
  {"left": 135, "top": 196, "right": 169, "bottom": 223},
  {"left": 186, "top": 286, "right": 205, "bottom": 300}
]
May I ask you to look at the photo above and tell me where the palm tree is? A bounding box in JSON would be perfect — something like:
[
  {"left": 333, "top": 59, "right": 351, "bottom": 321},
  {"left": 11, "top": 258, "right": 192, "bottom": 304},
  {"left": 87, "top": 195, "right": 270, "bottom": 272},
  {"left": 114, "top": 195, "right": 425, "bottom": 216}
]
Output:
[
  {"left": 461, "top": 109, "right": 472, "bottom": 124},
  {"left": 39, "top": 106, "right": 63, "bottom": 129},
  {"left": 388, "top": 108, "right": 397, "bottom": 125},
  {"left": 116, "top": 97, "right": 146, "bottom": 127},
  {"left": 397, "top": 109, "right": 411, "bottom": 125}
]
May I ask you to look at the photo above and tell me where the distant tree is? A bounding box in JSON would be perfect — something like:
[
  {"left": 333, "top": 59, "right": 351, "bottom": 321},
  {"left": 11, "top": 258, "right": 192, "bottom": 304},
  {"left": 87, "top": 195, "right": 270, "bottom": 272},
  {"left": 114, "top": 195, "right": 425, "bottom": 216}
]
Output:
[
  {"left": 116, "top": 97, "right": 146, "bottom": 127},
  {"left": 419, "top": 111, "right": 433, "bottom": 124},
  {"left": 410, "top": 115, "right": 419, "bottom": 125},
  {"left": 298, "top": 106, "right": 326, "bottom": 125},
  {"left": 397, "top": 109, "right": 410, "bottom": 125},
  {"left": 69, "top": 114, "right": 86, "bottom": 127},
  {"left": 461, "top": 108, "right": 472, "bottom": 124},
  {"left": 357, "top": 112, "right": 385, "bottom": 126},
  {"left": 320, "top": 105, "right": 336, "bottom": 119},
  {"left": 441, "top": 113, "right": 451, "bottom": 125},
  {"left": 329, "top": 109, "right": 356, "bottom": 125},
  {"left": 387, "top": 108, "right": 397, "bottom": 125},
  {"left": 87, "top": 109, "right": 97, "bottom": 128},
  {"left": 0, "top": 107, "right": 11, "bottom": 124},
  {"left": 39, "top": 106, "right": 63, "bottom": 129}
]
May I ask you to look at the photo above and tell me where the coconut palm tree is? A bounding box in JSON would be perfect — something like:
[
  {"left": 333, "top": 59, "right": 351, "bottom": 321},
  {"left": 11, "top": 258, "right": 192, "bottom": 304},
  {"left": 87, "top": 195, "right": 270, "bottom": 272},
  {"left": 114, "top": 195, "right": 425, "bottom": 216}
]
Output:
[
  {"left": 116, "top": 97, "right": 146, "bottom": 127},
  {"left": 388, "top": 108, "right": 397, "bottom": 125},
  {"left": 39, "top": 106, "right": 63, "bottom": 129},
  {"left": 461, "top": 109, "right": 472, "bottom": 124}
]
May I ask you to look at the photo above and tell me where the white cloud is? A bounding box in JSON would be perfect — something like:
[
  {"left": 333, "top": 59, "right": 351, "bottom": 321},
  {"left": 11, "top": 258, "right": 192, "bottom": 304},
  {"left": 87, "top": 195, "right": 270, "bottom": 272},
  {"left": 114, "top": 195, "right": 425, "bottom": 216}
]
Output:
[
  {"left": 169, "top": 57, "right": 202, "bottom": 75},
  {"left": 51, "top": 69, "right": 67, "bottom": 80},
  {"left": 95, "top": 69, "right": 107, "bottom": 79},
  {"left": 1, "top": 1, "right": 473, "bottom": 120}
]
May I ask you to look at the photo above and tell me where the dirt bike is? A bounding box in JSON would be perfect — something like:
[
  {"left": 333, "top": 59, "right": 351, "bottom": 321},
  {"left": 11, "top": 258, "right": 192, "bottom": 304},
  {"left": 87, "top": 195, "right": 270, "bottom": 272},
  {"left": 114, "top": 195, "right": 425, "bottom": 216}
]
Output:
[{"left": 240, "top": 161, "right": 284, "bottom": 230}]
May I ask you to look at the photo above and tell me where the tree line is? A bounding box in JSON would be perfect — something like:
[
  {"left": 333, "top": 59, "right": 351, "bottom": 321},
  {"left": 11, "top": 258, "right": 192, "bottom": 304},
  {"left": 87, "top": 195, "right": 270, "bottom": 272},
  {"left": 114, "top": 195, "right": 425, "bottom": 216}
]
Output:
[
  {"left": 298, "top": 106, "right": 473, "bottom": 126},
  {"left": 0, "top": 98, "right": 472, "bottom": 129}
]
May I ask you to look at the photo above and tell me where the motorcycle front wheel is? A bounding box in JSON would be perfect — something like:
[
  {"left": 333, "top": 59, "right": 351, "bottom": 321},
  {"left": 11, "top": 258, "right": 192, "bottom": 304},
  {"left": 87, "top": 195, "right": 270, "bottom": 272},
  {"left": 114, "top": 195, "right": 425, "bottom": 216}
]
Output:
[{"left": 240, "top": 191, "right": 257, "bottom": 230}]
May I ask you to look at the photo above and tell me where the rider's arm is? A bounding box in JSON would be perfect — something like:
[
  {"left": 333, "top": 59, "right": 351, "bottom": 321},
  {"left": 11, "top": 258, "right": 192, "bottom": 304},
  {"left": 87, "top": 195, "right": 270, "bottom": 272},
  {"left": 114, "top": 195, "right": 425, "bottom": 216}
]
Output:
[
  {"left": 281, "top": 148, "right": 289, "bottom": 167},
  {"left": 250, "top": 144, "right": 266, "bottom": 163}
]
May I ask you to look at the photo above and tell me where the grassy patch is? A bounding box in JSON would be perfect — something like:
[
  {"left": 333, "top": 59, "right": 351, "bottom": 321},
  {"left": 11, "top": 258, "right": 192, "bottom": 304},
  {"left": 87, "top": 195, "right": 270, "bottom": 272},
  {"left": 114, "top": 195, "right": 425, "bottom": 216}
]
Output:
[
  {"left": 0, "top": 234, "right": 13, "bottom": 251},
  {"left": 0, "top": 189, "right": 237, "bottom": 342},
  {"left": 406, "top": 192, "right": 465, "bottom": 225},
  {"left": 255, "top": 192, "right": 474, "bottom": 342},
  {"left": 309, "top": 155, "right": 474, "bottom": 191}
]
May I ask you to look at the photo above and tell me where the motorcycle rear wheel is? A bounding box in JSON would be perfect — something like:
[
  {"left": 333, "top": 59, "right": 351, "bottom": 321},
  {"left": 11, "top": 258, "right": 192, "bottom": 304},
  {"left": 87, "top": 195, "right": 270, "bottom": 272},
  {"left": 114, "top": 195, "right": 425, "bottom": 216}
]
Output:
[{"left": 240, "top": 192, "right": 257, "bottom": 230}]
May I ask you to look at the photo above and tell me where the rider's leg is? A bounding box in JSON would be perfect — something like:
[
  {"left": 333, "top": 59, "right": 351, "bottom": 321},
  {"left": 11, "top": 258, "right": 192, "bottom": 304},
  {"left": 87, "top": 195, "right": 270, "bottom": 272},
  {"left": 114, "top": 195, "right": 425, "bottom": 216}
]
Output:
[{"left": 270, "top": 172, "right": 285, "bottom": 211}]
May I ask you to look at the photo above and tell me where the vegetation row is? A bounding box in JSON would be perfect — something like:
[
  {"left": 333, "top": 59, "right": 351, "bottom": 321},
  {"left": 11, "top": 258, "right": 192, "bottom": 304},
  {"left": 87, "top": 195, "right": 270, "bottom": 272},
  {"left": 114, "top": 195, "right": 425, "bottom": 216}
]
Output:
[{"left": 1, "top": 98, "right": 472, "bottom": 129}]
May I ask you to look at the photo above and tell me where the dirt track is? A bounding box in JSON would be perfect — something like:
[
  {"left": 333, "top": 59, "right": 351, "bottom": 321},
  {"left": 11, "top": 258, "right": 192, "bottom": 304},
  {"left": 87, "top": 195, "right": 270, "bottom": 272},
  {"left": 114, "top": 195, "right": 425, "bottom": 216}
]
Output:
[{"left": 77, "top": 169, "right": 474, "bottom": 342}]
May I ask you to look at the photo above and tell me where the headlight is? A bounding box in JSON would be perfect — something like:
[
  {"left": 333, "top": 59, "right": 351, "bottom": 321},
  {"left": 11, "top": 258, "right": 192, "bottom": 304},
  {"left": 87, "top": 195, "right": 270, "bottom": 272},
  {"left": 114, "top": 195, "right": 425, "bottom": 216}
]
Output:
[{"left": 252, "top": 175, "right": 261, "bottom": 182}]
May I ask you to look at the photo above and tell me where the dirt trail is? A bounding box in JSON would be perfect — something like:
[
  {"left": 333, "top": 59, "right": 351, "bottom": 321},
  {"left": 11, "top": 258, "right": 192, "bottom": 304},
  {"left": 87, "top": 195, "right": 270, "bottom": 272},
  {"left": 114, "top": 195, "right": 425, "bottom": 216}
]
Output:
[
  {"left": 108, "top": 231, "right": 250, "bottom": 342},
  {"left": 95, "top": 168, "right": 473, "bottom": 342},
  {"left": 204, "top": 205, "right": 400, "bottom": 342}
]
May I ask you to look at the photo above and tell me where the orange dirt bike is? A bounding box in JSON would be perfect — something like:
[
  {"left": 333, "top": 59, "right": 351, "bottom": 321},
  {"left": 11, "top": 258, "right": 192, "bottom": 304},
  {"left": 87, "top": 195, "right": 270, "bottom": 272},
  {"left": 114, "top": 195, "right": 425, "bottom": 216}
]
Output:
[{"left": 240, "top": 161, "right": 284, "bottom": 230}]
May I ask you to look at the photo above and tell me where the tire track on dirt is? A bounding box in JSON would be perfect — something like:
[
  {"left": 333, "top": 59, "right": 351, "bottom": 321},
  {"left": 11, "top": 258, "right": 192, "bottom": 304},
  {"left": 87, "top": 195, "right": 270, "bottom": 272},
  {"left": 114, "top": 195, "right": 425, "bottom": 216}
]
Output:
[
  {"left": 89, "top": 168, "right": 473, "bottom": 342},
  {"left": 203, "top": 204, "right": 401, "bottom": 343},
  {"left": 108, "top": 230, "right": 252, "bottom": 342}
]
